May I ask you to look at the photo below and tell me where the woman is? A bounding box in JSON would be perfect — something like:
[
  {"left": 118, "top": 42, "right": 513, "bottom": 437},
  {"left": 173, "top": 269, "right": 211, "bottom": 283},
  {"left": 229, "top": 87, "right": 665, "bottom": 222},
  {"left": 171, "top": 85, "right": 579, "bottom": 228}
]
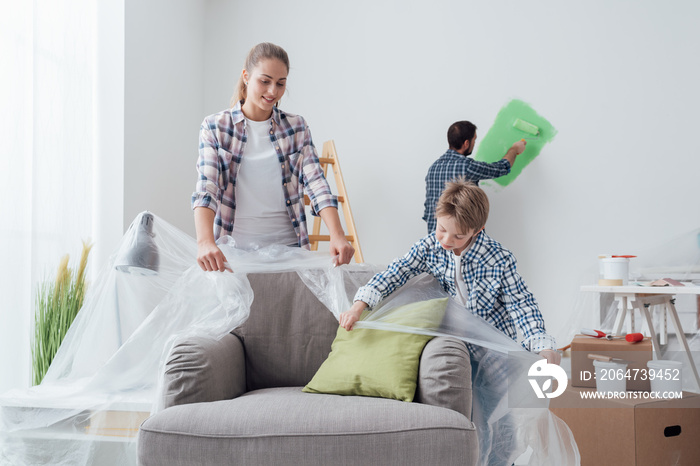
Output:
[{"left": 192, "top": 42, "right": 355, "bottom": 272}]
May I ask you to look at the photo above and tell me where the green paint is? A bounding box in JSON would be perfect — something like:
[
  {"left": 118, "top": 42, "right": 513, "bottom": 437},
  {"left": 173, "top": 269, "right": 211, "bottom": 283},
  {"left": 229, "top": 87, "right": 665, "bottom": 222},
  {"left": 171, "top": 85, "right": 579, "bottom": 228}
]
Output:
[
  {"left": 474, "top": 99, "right": 557, "bottom": 186},
  {"left": 513, "top": 118, "right": 539, "bottom": 136}
]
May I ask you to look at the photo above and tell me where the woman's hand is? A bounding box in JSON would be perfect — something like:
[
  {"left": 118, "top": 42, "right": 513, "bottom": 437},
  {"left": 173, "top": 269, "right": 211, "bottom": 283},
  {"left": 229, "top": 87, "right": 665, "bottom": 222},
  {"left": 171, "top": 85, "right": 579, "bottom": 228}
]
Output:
[
  {"left": 339, "top": 301, "right": 368, "bottom": 331},
  {"left": 319, "top": 207, "right": 355, "bottom": 265},
  {"left": 197, "top": 240, "right": 230, "bottom": 272},
  {"left": 329, "top": 233, "right": 355, "bottom": 266},
  {"left": 194, "top": 207, "right": 231, "bottom": 272}
]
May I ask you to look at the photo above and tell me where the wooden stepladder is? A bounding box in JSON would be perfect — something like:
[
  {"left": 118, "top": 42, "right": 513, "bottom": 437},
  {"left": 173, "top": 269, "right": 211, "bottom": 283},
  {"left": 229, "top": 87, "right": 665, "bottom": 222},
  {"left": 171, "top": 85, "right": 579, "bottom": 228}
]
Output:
[{"left": 304, "top": 140, "right": 364, "bottom": 263}]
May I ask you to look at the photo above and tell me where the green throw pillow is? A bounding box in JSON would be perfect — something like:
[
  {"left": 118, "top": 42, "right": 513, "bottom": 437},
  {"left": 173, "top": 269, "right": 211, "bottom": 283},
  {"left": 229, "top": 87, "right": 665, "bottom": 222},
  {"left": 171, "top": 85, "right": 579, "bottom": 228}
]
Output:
[{"left": 303, "top": 297, "right": 448, "bottom": 402}]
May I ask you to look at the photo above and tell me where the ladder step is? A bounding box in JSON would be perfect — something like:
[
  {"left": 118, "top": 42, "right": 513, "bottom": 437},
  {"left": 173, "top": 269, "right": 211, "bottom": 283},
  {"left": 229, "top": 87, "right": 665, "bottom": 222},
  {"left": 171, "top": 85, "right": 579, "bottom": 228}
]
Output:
[{"left": 308, "top": 140, "right": 364, "bottom": 263}]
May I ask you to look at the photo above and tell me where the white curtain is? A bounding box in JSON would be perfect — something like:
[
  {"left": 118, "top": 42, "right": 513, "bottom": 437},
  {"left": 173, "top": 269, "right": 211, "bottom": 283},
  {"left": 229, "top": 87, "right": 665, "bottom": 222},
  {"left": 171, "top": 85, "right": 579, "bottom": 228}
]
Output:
[{"left": 0, "top": 0, "right": 96, "bottom": 392}]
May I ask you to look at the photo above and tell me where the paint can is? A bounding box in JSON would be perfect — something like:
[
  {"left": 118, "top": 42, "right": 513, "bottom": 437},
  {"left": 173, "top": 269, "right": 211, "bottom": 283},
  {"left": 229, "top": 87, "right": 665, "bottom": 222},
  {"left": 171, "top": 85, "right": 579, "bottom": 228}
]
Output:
[
  {"left": 647, "top": 360, "right": 683, "bottom": 396},
  {"left": 600, "top": 257, "right": 630, "bottom": 285},
  {"left": 593, "top": 359, "right": 628, "bottom": 395}
]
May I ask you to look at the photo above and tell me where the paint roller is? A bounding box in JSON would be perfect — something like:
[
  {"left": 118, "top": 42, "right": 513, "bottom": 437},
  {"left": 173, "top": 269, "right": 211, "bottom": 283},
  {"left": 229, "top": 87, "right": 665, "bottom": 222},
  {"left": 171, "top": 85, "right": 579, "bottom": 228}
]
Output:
[{"left": 513, "top": 118, "right": 539, "bottom": 140}]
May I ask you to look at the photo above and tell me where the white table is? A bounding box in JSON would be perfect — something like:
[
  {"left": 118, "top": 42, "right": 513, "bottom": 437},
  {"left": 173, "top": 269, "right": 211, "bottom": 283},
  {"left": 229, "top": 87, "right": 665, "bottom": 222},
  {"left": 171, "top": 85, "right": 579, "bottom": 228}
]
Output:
[
  {"left": 580, "top": 284, "right": 700, "bottom": 389},
  {"left": 1, "top": 397, "right": 151, "bottom": 465}
]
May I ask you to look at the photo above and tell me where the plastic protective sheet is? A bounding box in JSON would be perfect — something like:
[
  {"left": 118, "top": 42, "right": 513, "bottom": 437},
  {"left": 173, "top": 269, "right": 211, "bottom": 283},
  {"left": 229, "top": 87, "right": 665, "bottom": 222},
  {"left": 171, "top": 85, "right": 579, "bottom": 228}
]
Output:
[
  {"left": 303, "top": 272, "right": 580, "bottom": 465},
  {"left": 1, "top": 212, "right": 579, "bottom": 466},
  {"left": 563, "top": 228, "right": 700, "bottom": 393},
  {"left": 0, "top": 212, "right": 252, "bottom": 465}
]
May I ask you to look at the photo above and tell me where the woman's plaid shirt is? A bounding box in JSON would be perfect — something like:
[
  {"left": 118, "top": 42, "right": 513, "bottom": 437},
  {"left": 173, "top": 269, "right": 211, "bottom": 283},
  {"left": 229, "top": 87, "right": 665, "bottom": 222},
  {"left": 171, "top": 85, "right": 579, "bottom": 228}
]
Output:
[
  {"left": 354, "top": 231, "right": 556, "bottom": 352},
  {"left": 191, "top": 102, "right": 338, "bottom": 248}
]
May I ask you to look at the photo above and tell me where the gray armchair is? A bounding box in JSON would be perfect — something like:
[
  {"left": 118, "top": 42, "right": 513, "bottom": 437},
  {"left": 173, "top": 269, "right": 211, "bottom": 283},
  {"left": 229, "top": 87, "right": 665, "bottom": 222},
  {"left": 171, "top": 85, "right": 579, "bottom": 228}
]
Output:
[{"left": 137, "top": 271, "right": 478, "bottom": 466}]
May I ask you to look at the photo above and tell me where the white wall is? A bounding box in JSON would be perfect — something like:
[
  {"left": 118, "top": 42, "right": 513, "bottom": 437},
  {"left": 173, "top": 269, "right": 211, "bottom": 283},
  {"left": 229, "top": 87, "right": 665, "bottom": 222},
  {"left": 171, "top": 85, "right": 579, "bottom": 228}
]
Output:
[
  {"left": 124, "top": 0, "right": 205, "bottom": 236},
  {"left": 198, "top": 0, "right": 700, "bottom": 340},
  {"left": 93, "top": 0, "right": 125, "bottom": 278},
  {"left": 126, "top": 0, "right": 700, "bottom": 342},
  {"left": 1, "top": 0, "right": 696, "bottom": 393}
]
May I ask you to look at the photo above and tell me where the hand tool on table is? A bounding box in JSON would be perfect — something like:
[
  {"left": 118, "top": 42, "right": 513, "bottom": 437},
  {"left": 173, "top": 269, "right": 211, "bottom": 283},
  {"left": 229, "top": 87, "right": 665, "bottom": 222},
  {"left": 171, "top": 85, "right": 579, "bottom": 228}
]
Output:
[{"left": 580, "top": 328, "right": 644, "bottom": 342}]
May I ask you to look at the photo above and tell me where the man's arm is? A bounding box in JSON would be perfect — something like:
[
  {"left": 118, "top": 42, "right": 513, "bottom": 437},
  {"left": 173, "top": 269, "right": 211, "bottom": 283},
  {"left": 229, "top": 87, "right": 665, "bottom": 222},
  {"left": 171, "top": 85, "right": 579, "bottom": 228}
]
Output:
[
  {"left": 456, "top": 140, "right": 526, "bottom": 179},
  {"left": 503, "top": 140, "right": 526, "bottom": 167}
]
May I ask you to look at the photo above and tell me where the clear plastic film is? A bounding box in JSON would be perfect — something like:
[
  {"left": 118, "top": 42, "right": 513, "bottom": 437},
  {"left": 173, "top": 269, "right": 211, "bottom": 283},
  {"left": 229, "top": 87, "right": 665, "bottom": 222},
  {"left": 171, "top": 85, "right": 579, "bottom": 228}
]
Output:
[
  {"left": 43, "top": 212, "right": 199, "bottom": 384},
  {"left": 0, "top": 212, "right": 253, "bottom": 465},
  {"left": 310, "top": 273, "right": 580, "bottom": 466},
  {"left": 630, "top": 228, "right": 700, "bottom": 392},
  {"left": 2, "top": 212, "right": 580, "bottom": 465},
  {"left": 630, "top": 228, "right": 700, "bottom": 282},
  {"left": 564, "top": 227, "right": 700, "bottom": 393}
]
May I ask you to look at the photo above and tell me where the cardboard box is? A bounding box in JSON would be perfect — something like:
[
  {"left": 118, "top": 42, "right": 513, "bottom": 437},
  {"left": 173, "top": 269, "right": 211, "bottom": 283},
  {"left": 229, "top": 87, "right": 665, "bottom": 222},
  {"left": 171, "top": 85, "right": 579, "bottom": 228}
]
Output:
[
  {"left": 550, "top": 385, "right": 700, "bottom": 466},
  {"left": 571, "top": 334, "right": 652, "bottom": 391}
]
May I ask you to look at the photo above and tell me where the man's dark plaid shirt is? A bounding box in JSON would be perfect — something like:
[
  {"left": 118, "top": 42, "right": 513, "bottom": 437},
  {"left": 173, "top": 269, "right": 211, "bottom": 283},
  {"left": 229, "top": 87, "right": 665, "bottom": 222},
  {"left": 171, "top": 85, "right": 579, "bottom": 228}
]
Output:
[{"left": 423, "top": 149, "right": 510, "bottom": 233}]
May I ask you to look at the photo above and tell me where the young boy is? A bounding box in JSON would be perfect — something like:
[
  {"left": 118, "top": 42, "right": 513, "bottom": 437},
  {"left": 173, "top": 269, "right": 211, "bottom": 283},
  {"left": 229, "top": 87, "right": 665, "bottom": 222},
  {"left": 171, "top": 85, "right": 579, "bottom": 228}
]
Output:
[{"left": 340, "top": 178, "right": 560, "bottom": 365}]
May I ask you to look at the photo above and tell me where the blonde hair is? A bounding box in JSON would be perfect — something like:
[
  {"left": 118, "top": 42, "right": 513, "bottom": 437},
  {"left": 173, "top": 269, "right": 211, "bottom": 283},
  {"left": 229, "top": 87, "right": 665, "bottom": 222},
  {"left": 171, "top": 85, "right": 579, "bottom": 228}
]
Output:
[
  {"left": 435, "top": 178, "right": 490, "bottom": 233},
  {"left": 230, "top": 42, "right": 290, "bottom": 108}
]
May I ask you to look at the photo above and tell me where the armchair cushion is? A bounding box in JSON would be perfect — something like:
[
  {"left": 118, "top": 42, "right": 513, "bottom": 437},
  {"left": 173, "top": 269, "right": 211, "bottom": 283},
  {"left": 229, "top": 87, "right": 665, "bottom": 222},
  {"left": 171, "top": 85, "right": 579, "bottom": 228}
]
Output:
[
  {"left": 234, "top": 272, "right": 342, "bottom": 390},
  {"left": 416, "top": 336, "right": 472, "bottom": 418},
  {"left": 303, "top": 298, "right": 448, "bottom": 402},
  {"left": 142, "top": 273, "right": 479, "bottom": 466},
  {"left": 138, "top": 387, "right": 477, "bottom": 466},
  {"left": 161, "top": 333, "right": 246, "bottom": 409}
]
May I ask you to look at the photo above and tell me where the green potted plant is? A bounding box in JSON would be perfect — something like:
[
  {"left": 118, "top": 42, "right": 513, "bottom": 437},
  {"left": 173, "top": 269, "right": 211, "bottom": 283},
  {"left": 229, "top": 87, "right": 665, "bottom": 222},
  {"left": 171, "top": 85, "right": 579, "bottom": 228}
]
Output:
[{"left": 32, "top": 240, "right": 92, "bottom": 385}]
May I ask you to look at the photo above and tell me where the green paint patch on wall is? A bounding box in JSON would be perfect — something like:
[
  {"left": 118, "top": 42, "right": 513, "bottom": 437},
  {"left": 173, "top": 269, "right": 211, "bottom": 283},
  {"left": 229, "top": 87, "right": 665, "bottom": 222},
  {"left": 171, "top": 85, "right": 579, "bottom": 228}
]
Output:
[{"left": 474, "top": 99, "right": 557, "bottom": 186}]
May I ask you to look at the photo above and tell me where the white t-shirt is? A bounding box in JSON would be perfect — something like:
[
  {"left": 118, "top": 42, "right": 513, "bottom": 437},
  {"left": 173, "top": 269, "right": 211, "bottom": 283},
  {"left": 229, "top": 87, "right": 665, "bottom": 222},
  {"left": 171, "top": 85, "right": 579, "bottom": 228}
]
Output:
[
  {"left": 453, "top": 249, "right": 469, "bottom": 306},
  {"left": 232, "top": 118, "right": 298, "bottom": 249},
  {"left": 452, "top": 238, "right": 477, "bottom": 306}
]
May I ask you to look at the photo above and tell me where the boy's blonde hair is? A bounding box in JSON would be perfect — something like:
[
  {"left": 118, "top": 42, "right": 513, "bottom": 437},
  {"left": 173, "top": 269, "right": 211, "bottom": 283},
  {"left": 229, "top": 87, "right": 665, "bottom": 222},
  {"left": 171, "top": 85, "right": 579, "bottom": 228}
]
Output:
[{"left": 435, "top": 178, "right": 489, "bottom": 233}]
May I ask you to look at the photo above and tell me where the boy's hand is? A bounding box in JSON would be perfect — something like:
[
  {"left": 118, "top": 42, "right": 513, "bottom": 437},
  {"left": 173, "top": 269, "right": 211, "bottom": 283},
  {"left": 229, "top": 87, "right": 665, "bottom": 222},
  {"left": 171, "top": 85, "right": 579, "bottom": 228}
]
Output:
[
  {"left": 339, "top": 301, "right": 368, "bottom": 331},
  {"left": 539, "top": 349, "right": 561, "bottom": 365}
]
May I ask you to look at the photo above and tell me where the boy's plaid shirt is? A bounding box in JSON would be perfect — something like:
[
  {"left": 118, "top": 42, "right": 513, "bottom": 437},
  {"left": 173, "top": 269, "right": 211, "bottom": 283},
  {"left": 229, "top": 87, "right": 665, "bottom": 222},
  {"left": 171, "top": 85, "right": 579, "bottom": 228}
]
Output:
[
  {"left": 354, "top": 231, "right": 556, "bottom": 352},
  {"left": 191, "top": 102, "right": 338, "bottom": 248}
]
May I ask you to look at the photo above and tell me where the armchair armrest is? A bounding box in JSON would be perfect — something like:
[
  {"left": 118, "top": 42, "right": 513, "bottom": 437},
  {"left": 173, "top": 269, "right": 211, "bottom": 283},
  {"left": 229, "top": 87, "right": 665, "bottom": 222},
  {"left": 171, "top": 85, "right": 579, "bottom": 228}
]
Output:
[
  {"left": 161, "top": 333, "right": 246, "bottom": 410},
  {"left": 416, "top": 337, "right": 472, "bottom": 419}
]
